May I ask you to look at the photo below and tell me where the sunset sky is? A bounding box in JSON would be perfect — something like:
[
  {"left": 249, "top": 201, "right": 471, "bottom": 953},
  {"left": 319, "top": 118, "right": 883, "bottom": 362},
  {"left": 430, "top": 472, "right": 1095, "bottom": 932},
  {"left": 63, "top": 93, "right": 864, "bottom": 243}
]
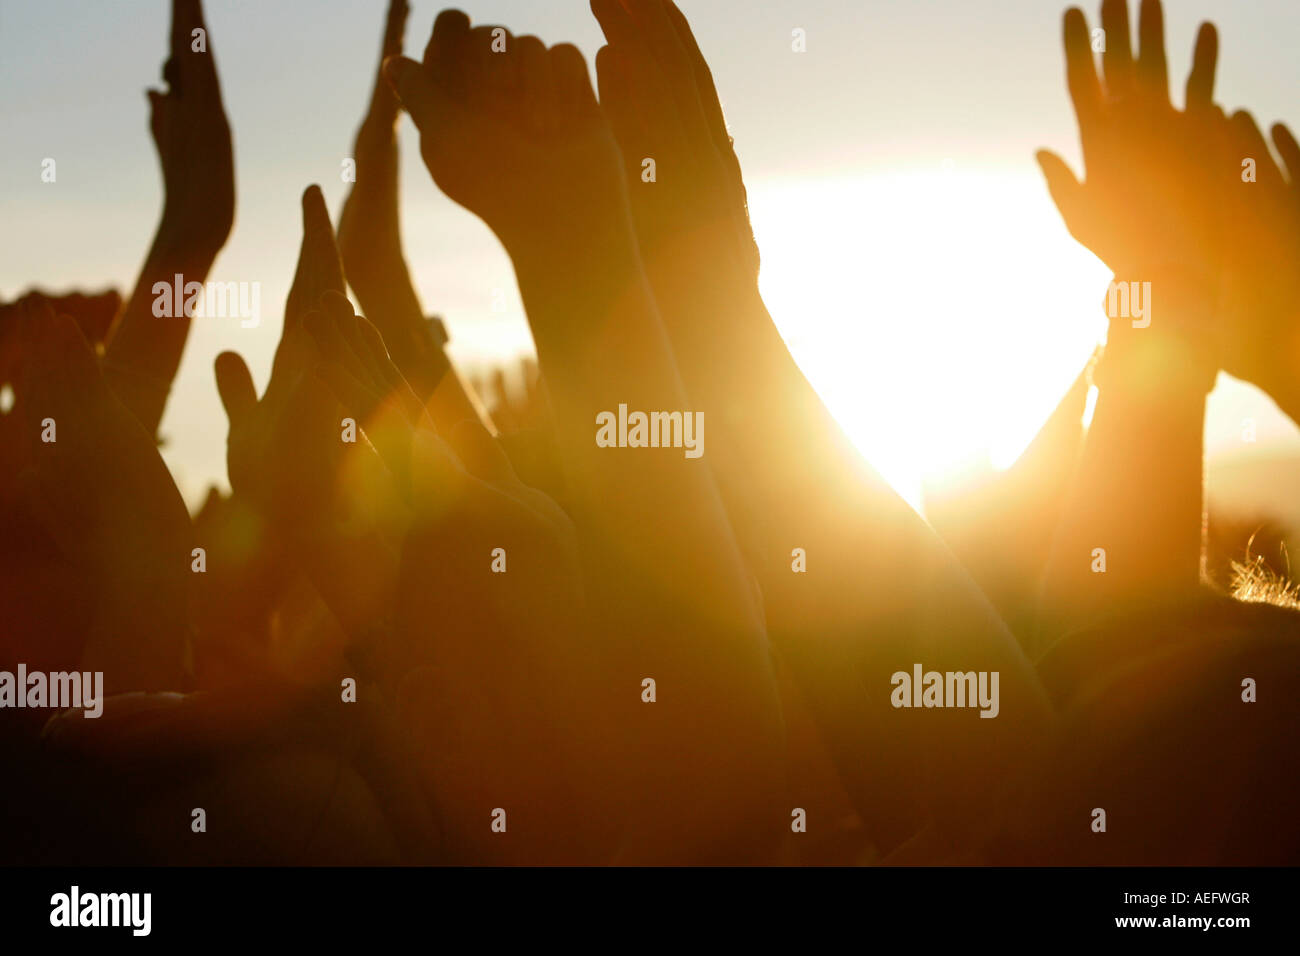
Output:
[{"left": 3, "top": 0, "right": 1299, "bottom": 515}]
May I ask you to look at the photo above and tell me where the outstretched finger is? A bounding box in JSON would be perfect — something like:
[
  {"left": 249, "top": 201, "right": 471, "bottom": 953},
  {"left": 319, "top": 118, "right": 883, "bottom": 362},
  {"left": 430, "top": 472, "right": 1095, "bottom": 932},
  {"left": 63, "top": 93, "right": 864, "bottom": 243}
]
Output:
[
  {"left": 1136, "top": 0, "right": 1169, "bottom": 104},
  {"left": 214, "top": 351, "right": 258, "bottom": 428},
  {"left": 366, "top": 0, "right": 410, "bottom": 118},
  {"left": 170, "top": 0, "right": 203, "bottom": 69},
  {"left": 590, "top": 0, "right": 640, "bottom": 50},
  {"left": 1064, "top": 9, "right": 1102, "bottom": 128},
  {"left": 549, "top": 43, "right": 598, "bottom": 114},
  {"left": 1184, "top": 22, "right": 1217, "bottom": 113},
  {"left": 171, "top": 0, "right": 220, "bottom": 99},
  {"left": 1271, "top": 123, "right": 1300, "bottom": 188},
  {"left": 286, "top": 185, "right": 345, "bottom": 328},
  {"left": 382, "top": 0, "right": 409, "bottom": 60},
  {"left": 665, "top": 0, "right": 734, "bottom": 160},
  {"left": 1099, "top": 0, "right": 1135, "bottom": 101}
]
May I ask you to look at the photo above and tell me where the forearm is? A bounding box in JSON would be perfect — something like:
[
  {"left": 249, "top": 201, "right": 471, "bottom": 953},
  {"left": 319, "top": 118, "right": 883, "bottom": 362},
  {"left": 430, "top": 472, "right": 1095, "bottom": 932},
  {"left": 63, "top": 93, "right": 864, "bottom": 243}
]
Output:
[
  {"left": 508, "top": 214, "right": 752, "bottom": 589},
  {"left": 1039, "top": 339, "right": 1210, "bottom": 632},
  {"left": 510, "top": 220, "right": 786, "bottom": 857},
  {"left": 340, "top": 144, "right": 484, "bottom": 425},
  {"left": 640, "top": 241, "right": 1055, "bottom": 848},
  {"left": 103, "top": 232, "right": 217, "bottom": 437}
]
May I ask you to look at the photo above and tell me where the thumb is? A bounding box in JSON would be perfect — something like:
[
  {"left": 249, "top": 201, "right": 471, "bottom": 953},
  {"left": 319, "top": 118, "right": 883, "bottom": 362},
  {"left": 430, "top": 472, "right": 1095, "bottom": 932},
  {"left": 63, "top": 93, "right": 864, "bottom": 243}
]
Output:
[
  {"left": 383, "top": 55, "right": 437, "bottom": 128},
  {"left": 1035, "top": 149, "right": 1086, "bottom": 225},
  {"left": 214, "top": 351, "right": 257, "bottom": 427}
]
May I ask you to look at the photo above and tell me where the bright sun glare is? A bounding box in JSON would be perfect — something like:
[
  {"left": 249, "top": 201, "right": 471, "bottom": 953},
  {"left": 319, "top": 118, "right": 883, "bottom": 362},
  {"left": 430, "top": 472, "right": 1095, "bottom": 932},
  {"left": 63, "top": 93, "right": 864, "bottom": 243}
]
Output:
[{"left": 750, "top": 166, "right": 1112, "bottom": 513}]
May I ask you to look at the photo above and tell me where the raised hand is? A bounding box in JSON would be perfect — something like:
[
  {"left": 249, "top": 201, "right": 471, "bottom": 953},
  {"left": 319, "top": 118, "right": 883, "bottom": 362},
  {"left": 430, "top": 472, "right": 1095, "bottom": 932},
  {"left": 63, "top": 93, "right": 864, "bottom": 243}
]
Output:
[
  {"left": 216, "top": 187, "right": 342, "bottom": 527},
  {"left": 102, "top": 0, "right": 235, "bottom": 438},
  {"left": 387, "top": 12, "right": 788, "bottom": 862},
  {"left": 1036, "top": 0, "right": 1221, "bottom": 361},
  {"left": 1213, "top": 113, "right": 1300, "bottom": 414},
  {"left": 337, "top": 0, "right": 449, "bottom": 398},
  {"left": 384, "top": 11, "right": 628, "bottom": 258},
  {"left": 149, "top": 0, "right": 235, "bottom": 255},
  {"left": 306, "top": 290, "right": 427, "bottom": 497},
  {"left": 1036, "top": 2, "right": 1221, "bottom": 639},
  {"left": 309, "top": 290, "right": 564, "bottom": 528},
  {"left": 592, "top": 0, "right": 758, "bottom": 277},
  {"left": 586, "top": 0, "right": 1054, "bottom": 855},
  {"left": 211, "top": 186, "right": 415, "bottom": 681}
]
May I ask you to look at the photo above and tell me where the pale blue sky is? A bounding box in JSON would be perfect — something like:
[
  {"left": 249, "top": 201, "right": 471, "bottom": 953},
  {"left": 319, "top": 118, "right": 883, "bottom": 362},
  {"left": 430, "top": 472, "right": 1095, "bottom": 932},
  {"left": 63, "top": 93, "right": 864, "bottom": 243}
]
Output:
[{"left": 3, "top": 0, "right": 1299, "bottom": 516}]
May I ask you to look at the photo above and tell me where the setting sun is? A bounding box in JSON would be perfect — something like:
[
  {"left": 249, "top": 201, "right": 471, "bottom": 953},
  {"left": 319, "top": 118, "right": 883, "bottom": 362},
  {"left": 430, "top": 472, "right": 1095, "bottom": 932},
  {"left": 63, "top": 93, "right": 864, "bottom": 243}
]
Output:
[{"left": 751, "top": 167, "right": 1108, "bottom": 509}]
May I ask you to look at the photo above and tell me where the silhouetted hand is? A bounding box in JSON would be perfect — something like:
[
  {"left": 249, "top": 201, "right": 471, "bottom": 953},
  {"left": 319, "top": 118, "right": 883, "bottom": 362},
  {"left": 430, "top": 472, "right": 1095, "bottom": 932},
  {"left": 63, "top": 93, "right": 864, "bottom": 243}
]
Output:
[
  {"left": 101, "top": 0, "right": 235, "bottom": 437},
  {"left": 592, "top": 0, "right": 758, "bottom": 276},
  {"left": 1036, "top": 2, "right": 1220, "bottom": 644},
  {"left": 215, "top": 186, "right": 343, "bottom": 531},
  {"left": 1213, "top": 113, "right": 1300, "bottom": 411},
  {"left": 1038, "top": 2, "right": 1221, "bottom": 310},
  {"left": 338, "top": 1, "right": 446, "bottom": 392},
  {"left": 149, "top": 0, "right": 235, "bottom": 254},
  {"left": 306, "top": 290, "right": 427, "bottom": 497},
  {"left": 384, "top": 11, "right": 625, "bottom": 257}
]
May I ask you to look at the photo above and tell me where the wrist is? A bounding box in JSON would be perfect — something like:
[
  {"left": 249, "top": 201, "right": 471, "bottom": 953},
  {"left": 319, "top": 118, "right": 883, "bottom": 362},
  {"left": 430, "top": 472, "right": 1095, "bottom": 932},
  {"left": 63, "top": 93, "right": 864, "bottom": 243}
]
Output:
[
  {"left": 1098, "top": 267, "right": 1218, "bottom": 393},
  {"left": 153, "top": 225, "right": 222, "bottom": 268},
  {"left": 1092, "top": 332, "right": 1217, "bottom": 398},
  {"left": 155, "top": 206, "right": 230, "bottom": 262},
  {"left": 505, "top": 208, "right": 643, "bottom": 313}
]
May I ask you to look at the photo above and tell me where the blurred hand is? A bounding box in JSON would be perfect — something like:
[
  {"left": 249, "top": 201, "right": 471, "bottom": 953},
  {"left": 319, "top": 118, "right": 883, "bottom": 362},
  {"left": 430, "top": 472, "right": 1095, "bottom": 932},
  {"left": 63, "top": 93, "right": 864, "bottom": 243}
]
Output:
[{"left": 1212, "top": 113, "right": 1300, "bottom": 405}]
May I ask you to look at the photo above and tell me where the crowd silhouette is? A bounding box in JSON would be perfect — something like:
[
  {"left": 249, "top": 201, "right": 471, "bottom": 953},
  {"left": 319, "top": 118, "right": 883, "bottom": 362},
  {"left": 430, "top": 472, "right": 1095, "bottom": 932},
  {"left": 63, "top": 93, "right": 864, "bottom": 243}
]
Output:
[{"left": 1, "top": 0, "right": 1298, "bottom": 866}]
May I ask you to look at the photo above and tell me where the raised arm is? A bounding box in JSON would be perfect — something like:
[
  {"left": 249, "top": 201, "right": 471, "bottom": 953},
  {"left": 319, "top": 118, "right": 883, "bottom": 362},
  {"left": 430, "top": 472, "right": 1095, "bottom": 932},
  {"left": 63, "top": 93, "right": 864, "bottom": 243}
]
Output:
[
  {"left": 385, "top": 12, "right": 785, "bottom": 861},
  {"left": 1036, "top": 0, "right": 1223, "bottom": 632},
  {"left": 336, "top": 0, "right": 482, "bottom": 434},
  {"left": 102, "top": 0, "right": 234, "bottom": 438},
  {"left": 1213, "top": 111, "right": 1300, "bottom": 424},
  {"left": 591, "top": 0, "right": 1052, "bottom": 852}
]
